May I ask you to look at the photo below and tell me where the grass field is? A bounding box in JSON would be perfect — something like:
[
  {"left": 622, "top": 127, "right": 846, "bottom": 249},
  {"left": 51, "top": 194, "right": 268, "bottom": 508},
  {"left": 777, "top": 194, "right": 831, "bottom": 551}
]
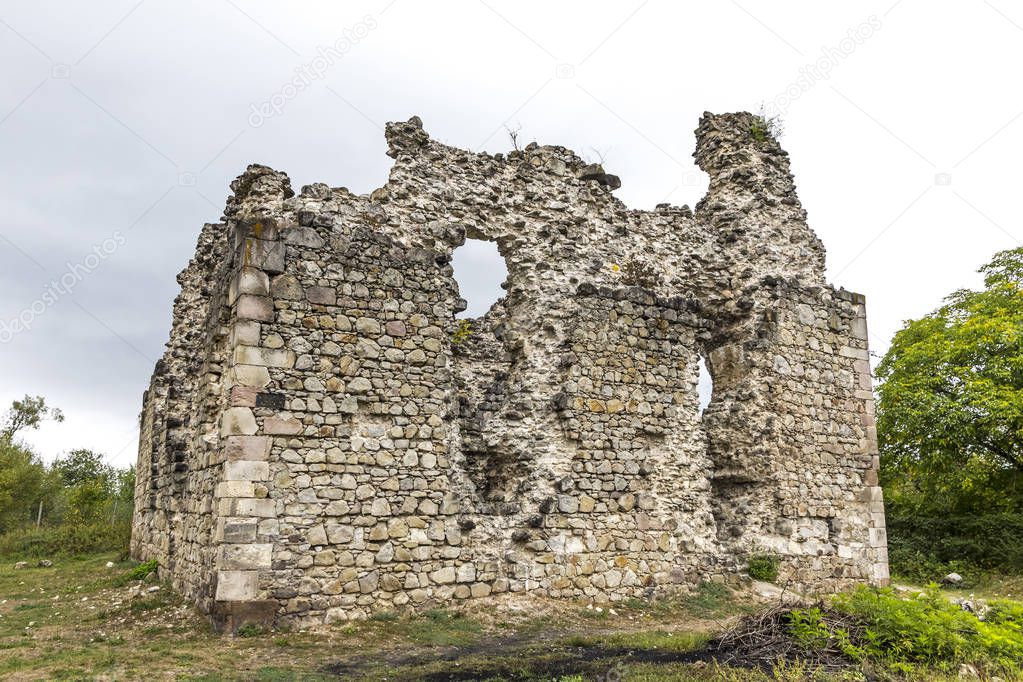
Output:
[
  {"left": 0, "top": 554, "right": 751, "bottom": 680},
  {"left": 1, "top": 554, "right": 1020, "bottom": 680}
]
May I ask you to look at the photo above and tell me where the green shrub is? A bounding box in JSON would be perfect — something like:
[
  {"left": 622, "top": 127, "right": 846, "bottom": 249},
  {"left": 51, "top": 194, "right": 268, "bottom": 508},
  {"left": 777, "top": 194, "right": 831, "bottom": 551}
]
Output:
[
  {"left": 127, "top": 559, "right": 158, "bottom": 581},
  {"left": 832, "top": 584, "right": 1023, "bottom": 672},
  {"left": 747, "top": 553, "right": 780, "bottom": 582},
  {"left": 749, "top": 118, "right": 768, "bottom": 143},
  {"left": 368, "top": 610, "right": 399, "bottom": 622},
  {"left": 749, "top": 109, "right": 783, "bottom": 143},
  {"left": 0, "top": 519, "right": 130, "bottom": 558},
  {"left": 620, "top": 257, "right": 661, "bottom": 289},
  {"left": 886, "top": 545, "right": 975, "bottom": 587},
  {"left": 986, "top": 599, "right": 1023, "bottom": 625},
  {"left": 786, "top": 607, "right": 831, "bottom": 649},
  {"left": 784, "top": 607, "right": 866, "bottom": 662},
  {"left": 235, "top": 623, "right": 264, "bottom": 637}
]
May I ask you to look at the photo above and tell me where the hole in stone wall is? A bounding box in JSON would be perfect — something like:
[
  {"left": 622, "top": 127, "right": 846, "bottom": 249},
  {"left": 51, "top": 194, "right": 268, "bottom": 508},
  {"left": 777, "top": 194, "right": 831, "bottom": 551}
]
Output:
[
  {"left": 697, "top": 355, "right": 713, "bottom": 415},
  {"left": 451, "top": 239, "right": 507, "bottom": 318}
]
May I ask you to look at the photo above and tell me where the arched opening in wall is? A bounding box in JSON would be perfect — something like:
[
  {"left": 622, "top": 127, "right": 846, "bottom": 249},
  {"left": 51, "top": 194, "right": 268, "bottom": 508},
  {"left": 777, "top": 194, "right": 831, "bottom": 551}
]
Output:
[
  {"left": 697, "top": 355, "right": 713, "bottom": 415},
  {"left": 451, "top": 239, "right": 507, "bottom": 318}
]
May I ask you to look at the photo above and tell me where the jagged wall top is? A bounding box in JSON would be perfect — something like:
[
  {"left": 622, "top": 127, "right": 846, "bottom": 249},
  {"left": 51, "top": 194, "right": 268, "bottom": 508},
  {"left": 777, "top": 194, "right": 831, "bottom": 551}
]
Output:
[{"left": 223, "top": 112, "right": 827, "bottom": 295}]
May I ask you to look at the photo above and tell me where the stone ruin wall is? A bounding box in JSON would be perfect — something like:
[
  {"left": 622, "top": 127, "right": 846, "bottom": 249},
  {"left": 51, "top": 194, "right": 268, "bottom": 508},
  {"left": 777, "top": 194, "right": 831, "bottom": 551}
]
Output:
[{"left": 132, "top": 112, "right": 889, "bottom": 631}]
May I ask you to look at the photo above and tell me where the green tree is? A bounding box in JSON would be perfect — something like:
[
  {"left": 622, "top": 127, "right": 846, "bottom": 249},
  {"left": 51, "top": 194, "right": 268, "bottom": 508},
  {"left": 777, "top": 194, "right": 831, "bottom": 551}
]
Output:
[
  {"left": 0, "top": 440, "right": 53, "bottom": 532},
  {"left": 112, "top": 466, "right": 135, "bottom": 501},
  {"left": 62, "top": 478, "right": 111, "bottom": 523},
  {"left": 0, "top": 394, "right": 136, "bottom": 552},
  {"left": 876, "top": 247, "right": 1023, "bottom": 513},
  {"left": 0, "top": 396, "right": 64, "bottom": 531},
  {"left": 109, "top": 466, "right": 136, "bottom": 524},
  {"left": 50, "top": 449, "right": 130, "bottom": 523},
  {"left": 51, "top": 448, "right": 109, "bottom": 487},
  {"left": 0, "top": 394, "right": 63, "bottom": 444}
]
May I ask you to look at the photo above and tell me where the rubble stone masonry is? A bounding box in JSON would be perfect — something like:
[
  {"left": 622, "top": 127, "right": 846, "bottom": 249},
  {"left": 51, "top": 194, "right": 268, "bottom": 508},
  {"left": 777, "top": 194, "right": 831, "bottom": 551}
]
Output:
[{"left": 132, "top": 112, "right": 888, "bottom": 631}]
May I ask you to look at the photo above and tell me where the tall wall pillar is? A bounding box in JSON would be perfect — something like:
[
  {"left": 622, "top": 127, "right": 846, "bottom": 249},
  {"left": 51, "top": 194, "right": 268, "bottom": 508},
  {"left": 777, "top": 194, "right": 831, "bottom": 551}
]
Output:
[
  {"left": 211, "top": 219, "right": 287, "bottom": 631},
  {"left": 842, "top": 291, "right": 889, "bottom": 586}
]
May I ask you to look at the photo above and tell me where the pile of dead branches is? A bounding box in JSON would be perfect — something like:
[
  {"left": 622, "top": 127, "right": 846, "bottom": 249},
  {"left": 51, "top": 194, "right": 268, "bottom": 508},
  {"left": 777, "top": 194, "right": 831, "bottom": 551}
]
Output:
[{"left": 706, "top": 603, "right": 867, "bottom": 673}]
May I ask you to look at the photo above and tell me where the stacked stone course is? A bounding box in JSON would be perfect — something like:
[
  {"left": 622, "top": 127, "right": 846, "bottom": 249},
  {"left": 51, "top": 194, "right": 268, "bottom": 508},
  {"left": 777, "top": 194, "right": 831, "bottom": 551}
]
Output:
[{"left": 132, "top": 112, "right": 888, "bottom": 631}]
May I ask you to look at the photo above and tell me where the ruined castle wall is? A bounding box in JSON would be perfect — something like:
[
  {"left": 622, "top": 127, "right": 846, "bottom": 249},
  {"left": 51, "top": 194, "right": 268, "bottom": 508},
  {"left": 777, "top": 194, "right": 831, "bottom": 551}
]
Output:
[
  {"left": 702, "top": 286, "right": 886, "bottom": 590},
  {"left": 134, "top": 112, "right": 888, "bottom": 630},
  {"left": 251, "top": 219, "right": 463, "bottom": 621},
  {"left": 132, "top": 220, "right": 234, "bottom": 610}
]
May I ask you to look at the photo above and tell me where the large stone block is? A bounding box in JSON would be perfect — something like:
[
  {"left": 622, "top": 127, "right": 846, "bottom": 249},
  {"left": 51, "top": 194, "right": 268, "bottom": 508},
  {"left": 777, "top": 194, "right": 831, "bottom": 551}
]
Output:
[
  {"left": 215, "top": 518, "right": 258, "bottom": 543},
  {"left": 216, "top": 481, "right": 255, "bottom": 498},
  {"left": 236, "top": 294, "right": 273, "bottom": 322},
  {"left": 211, "top": 599, "right": 278, "bottom": 634},
  {"left": 307, "top": 286, "right": 336, "bottom": 305},
  {"left": 263, "top": 416, "right": 304, "bottom": 435},
  {"left": 230, "top": 385, "right": 258, "bottom": 407},
  {"left": 270, "top": 273, "right": 303, "bottom": 300},
  {"left": 430, "top": 566, "right": 456, "bottom": 584},
  {"left": 232, "top": 364, "right": 271, "bottom": 388},
  {"left": 226, "top": 498, "right": 277, "bottom": 518},
  {"left": 234, "top": 345, "right": 296, "bottom": 368},
  {"left": 214, "top": 570, "right": 258, "bottom": 601},
  {"left": 224, "top": 436, "right": 271, "bottom": 461},
  {"left": 242, "top": 237, "right": 285, "bottom": 273},
  {"left": 224, "top": 460, "right": 270, "bottom": 481},
  {"left": 219, "top": 543, "right": 272, "bottom": 569},
  {"left": 230, "top": 320, "right": 261, "bottom": 346},
  {"left": 229, "top": 267, "right": 270, "bottom": 303},
  {"left": 872, "top": 561, "right": 890, "bottom": 585},
  {"left": 283, "top": 226, "right": 324, "bottom": 248},
  {"left": 220, "top": 407, "right": 257, "bottom": 436}
]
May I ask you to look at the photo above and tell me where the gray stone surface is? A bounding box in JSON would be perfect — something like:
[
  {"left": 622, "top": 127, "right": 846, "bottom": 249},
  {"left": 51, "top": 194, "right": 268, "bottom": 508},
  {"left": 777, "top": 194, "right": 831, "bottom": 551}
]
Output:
[{"left": 132, "top": 112, "right": 888, "bottom": 630}]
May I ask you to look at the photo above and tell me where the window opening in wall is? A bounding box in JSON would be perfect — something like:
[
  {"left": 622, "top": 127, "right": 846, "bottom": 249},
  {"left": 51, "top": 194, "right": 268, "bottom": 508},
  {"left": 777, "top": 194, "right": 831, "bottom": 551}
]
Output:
[
  {"left": 697, "top": 355, "right": 713, "bottom": 415},
  {"left": 451, "top": 239, "right": 507, "bottom": 318}
]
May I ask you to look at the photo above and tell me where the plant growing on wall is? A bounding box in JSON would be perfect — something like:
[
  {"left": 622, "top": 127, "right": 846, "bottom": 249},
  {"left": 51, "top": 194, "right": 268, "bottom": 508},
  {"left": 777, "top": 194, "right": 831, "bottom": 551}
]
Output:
[
  {"left": 748, "top": 552, "right": 781, "bottom": 582},
  {"left": 619, "top": 257, "right": 662, "bottom": 289},
  {"left": 750, "top": 106, "right": 784, "bottom": 143},
  {"left": 451, "top": 319, "right": 474, "bottom": 345}
]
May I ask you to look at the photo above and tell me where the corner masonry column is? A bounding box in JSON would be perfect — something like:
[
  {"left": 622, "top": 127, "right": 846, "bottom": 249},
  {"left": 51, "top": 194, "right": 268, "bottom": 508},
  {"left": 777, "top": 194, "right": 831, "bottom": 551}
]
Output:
[
  {"left": 211, "top": 219, "right": 287, "bottom": 632},
  {"left": 842, "top": 291, "right": 889, "bottom": 586}
]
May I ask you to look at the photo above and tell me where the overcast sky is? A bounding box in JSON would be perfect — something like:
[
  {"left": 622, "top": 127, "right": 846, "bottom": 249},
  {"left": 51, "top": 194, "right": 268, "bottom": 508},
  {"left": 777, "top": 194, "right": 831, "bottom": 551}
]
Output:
[{"left": 1, "top": 1, "right": 1020, "bottom": 467}]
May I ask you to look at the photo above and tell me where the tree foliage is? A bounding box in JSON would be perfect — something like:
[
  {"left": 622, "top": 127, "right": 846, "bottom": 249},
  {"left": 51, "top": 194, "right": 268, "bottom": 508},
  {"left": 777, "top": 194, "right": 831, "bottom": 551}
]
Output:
[
  {"left": 0, "top": 440, "right": 53, "bottom": 532},
  {"left": 54, "top": 449, "right": 134, "bottom": 523},
  {"left": 0, "top": 394, "right": 64, "bottom": 444},
  {"left": 876, "top": 247, "right": 1023, "bottom": 514},
  {"left": 52, "top": 448, "right": 110, "bottom": 487},
  {"left": 0, "top": 396, "right": 133, "bottom": 545}
]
